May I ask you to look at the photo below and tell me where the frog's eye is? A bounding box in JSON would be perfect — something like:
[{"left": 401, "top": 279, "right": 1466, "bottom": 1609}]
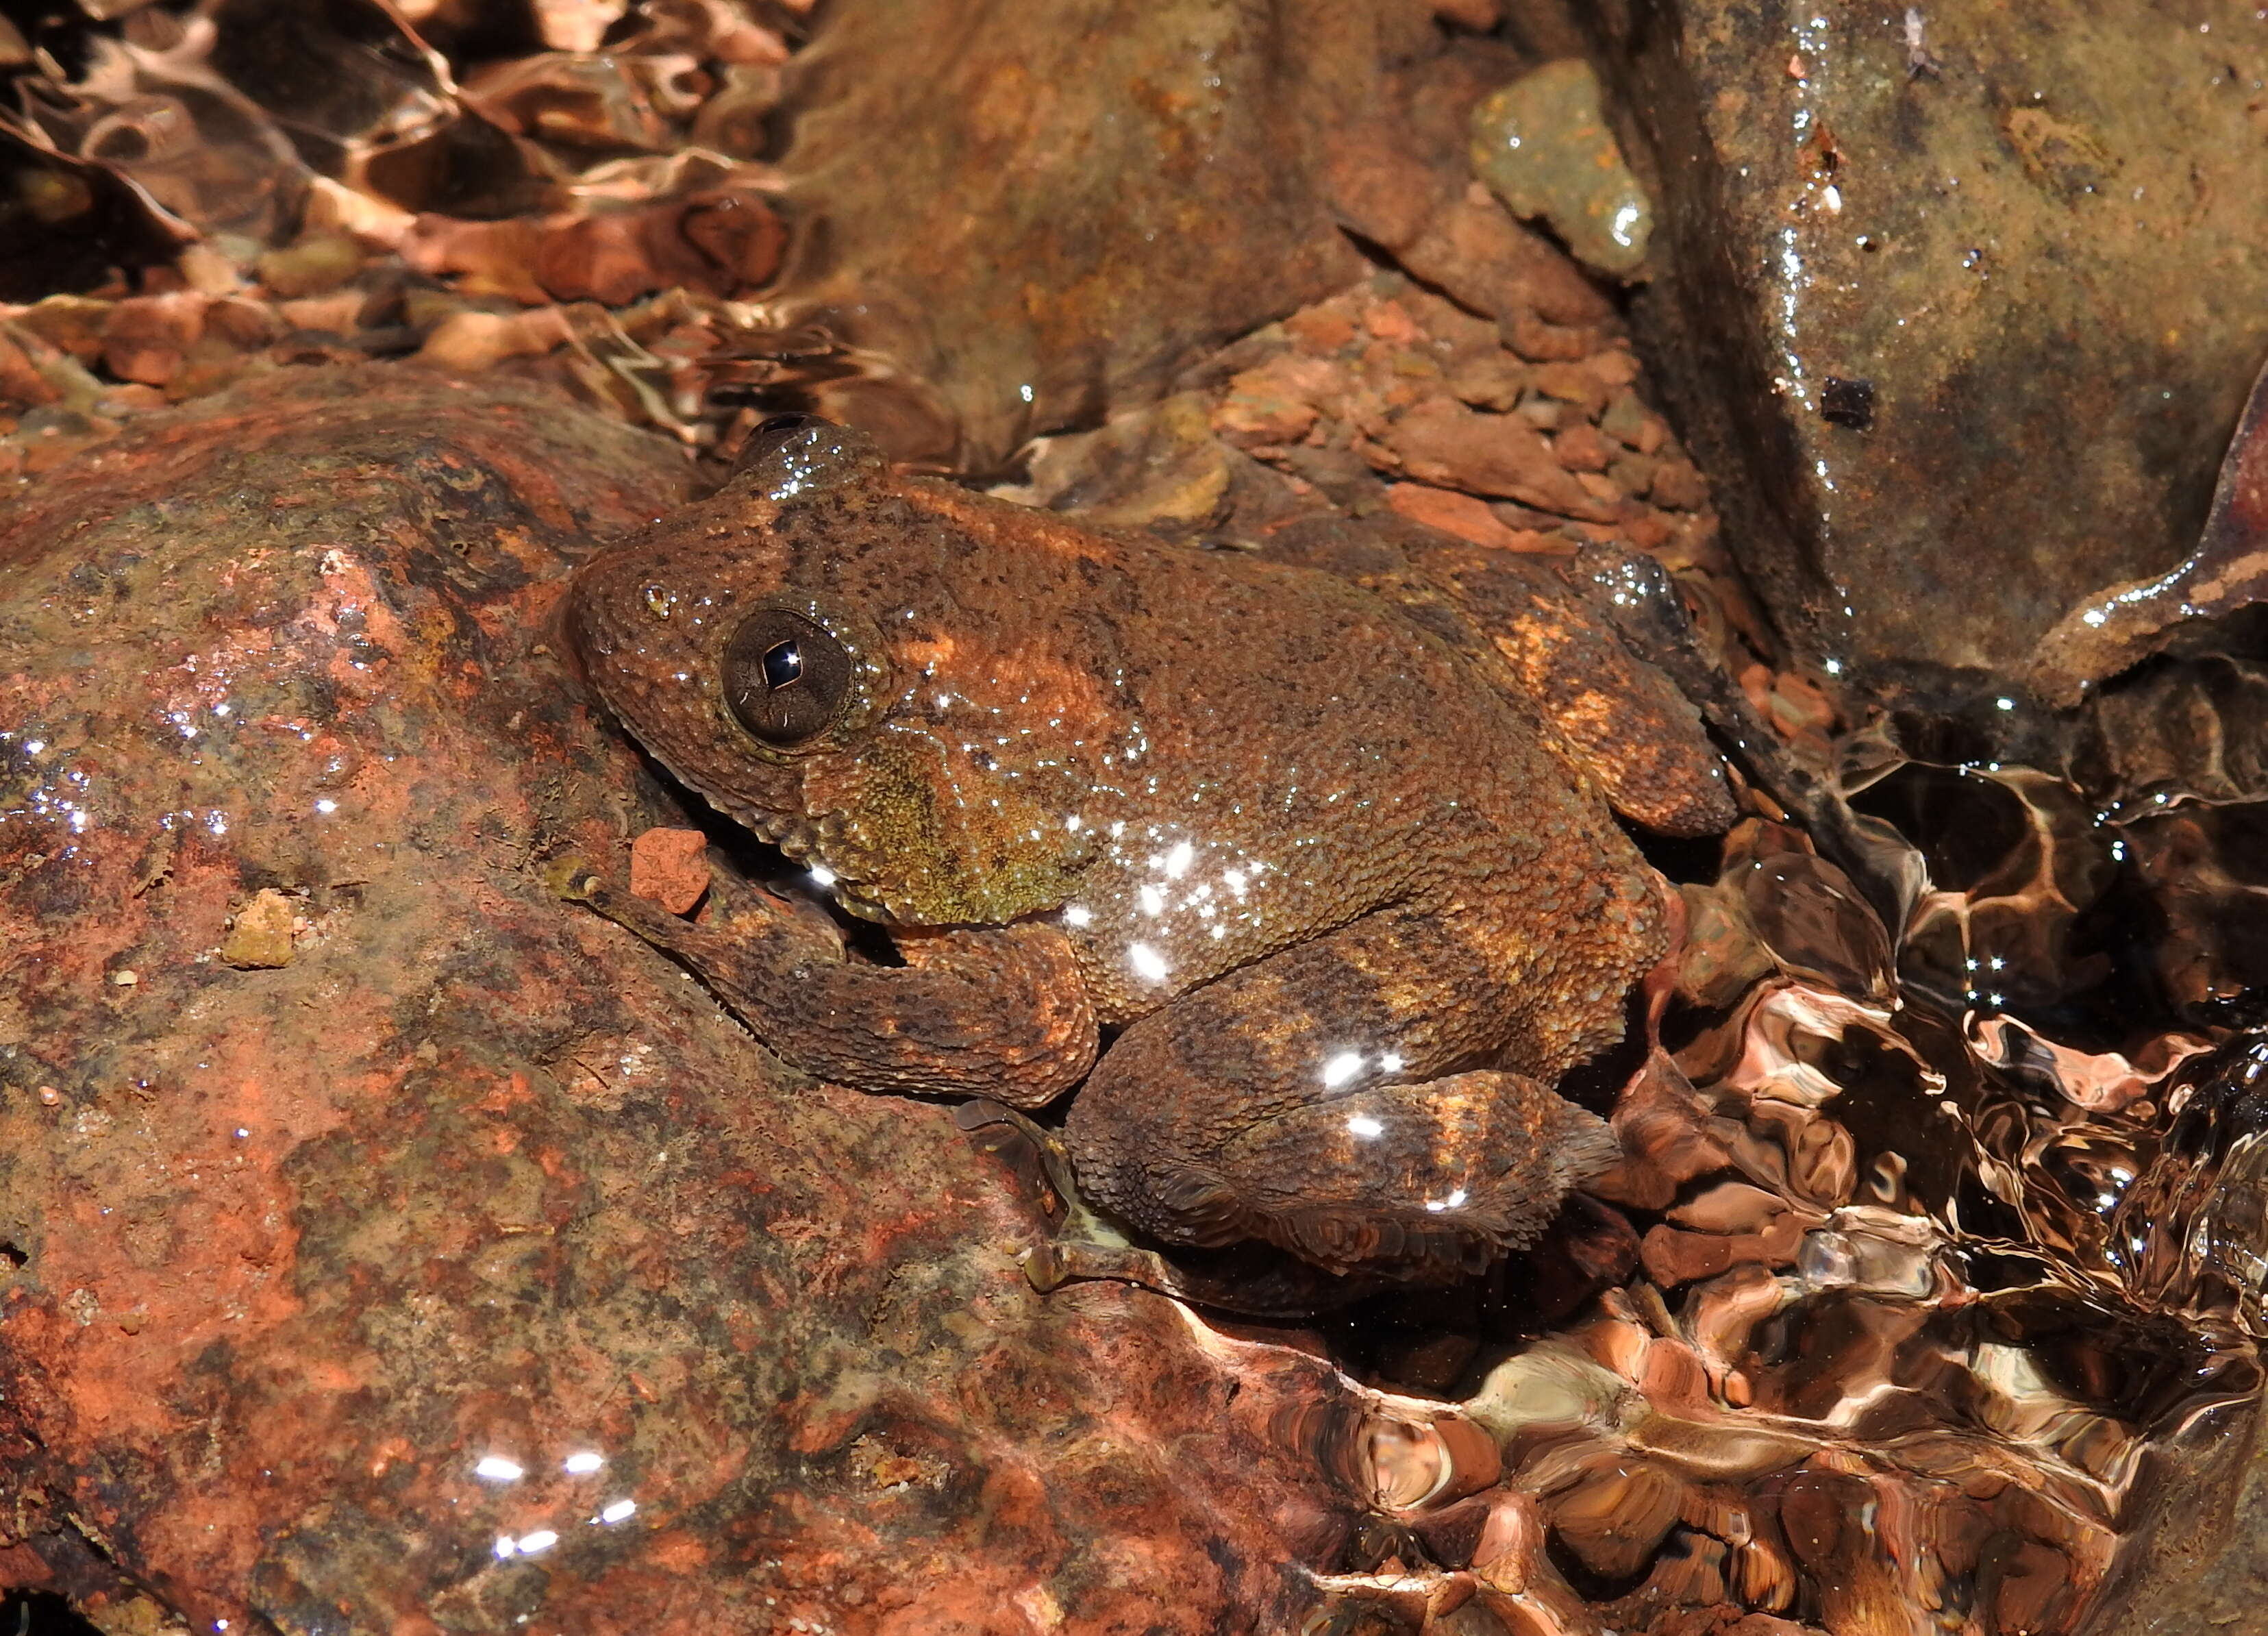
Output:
[{"left": 722, "top": 608, "right": 853, "bottom": 745}]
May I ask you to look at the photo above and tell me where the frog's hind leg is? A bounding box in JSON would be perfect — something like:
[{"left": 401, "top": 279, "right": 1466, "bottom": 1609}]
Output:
[
  {"left": 956, "top": 1100, "right": 1411, "bottom": 1314},
  {"left": 1219, "top": 1074, "right": 1619, "bottom": 1278},
  {"left": 1401, "top": 536, "right": 1737, "bottom": 838},
  {"left": 1070, "top": 1069, "right": 1618, "bottom": 1281},
  {"left": 1061, "top": 900, "right": 1643, "bottom": 1280}
]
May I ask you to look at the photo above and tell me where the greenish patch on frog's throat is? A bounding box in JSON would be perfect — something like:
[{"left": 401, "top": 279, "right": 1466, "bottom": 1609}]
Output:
[{"left": 827, "top": 734, "right": 1086, "bottom": 927}]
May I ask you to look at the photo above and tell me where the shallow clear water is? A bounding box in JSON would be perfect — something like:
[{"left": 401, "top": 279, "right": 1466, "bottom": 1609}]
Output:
[{"left": 1314, "top": 680, "right": 2268, "bottom": 1635}]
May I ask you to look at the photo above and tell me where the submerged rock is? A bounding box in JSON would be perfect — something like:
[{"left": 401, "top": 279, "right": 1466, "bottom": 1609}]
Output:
[
  {"left": 764, "top": 0, "right": 1550, "bottom": 473},
  {"left": 1591, "top": 0, "right": 2268, "bottom": 700},
  {"left": 0, "top": 369, "right": 1367, "bottom": 1633}
]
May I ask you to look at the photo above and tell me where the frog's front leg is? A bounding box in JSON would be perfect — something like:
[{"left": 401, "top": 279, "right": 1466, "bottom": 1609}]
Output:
[
  {"left": 561, "top": 858, "right": 1097, "bottom": 1107},
  {"left": 1062, "top": 903, "right": 1626, "bottom": 1279}
]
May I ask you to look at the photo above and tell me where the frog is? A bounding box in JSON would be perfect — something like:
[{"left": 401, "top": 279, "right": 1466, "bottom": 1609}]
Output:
[{"left": 563, "top": 414, "right": 1736, "bottom": 1282}]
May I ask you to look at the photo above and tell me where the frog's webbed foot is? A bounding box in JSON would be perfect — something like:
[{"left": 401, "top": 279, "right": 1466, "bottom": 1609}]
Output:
[
  {"left": 1561, "top": 544, "right": 1911, "bottom": 921},
  {"left": 954, "top": 1100, "right": 1210, "bottom": 1298},
  {"left": 956, "top": 1101, "right": 1397, "bottom": 1317},
  {"left": 954, "top": 1100, "right": 1120, "bottom": 1246}
]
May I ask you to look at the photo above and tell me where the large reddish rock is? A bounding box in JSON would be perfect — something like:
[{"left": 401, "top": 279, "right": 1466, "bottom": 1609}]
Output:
[{"left": 0, "top": 369, "right": 1371, "bottom": 1633}]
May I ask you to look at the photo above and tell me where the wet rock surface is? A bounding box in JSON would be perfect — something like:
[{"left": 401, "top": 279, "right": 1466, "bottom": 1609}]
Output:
[
  {"left": 1591, "top": 0, "right": 2268, "bottom": 700},
  {"left": 0, "top": 369, "right": 1377, "bottom": 1634},
  {"left": 2038, "top": 351, "right": 2268, "bottom": 702},
  {"left": 10, "top": 4, "right": 2268, "bottom": 1631}
]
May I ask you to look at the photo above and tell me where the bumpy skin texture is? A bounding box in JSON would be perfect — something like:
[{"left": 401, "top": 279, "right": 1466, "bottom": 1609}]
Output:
[{"left": 567, "top": 422, "right": 1728, "bottom": 1278}]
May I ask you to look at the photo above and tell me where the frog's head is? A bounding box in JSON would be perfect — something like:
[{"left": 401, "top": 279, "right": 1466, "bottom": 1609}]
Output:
[{"left": 569, "top": 417, "right": 1126, "bottom": 927}]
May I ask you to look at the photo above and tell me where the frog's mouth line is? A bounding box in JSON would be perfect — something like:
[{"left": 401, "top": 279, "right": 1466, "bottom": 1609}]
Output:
[
  {"left": 622, "top": 739, "right": 906, "bottom": 956},
  {"left": 692, "top": 783, "right": 903, "bottom": 928}
]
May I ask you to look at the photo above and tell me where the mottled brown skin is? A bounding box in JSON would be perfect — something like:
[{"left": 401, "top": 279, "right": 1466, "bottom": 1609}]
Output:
[{"left": 566, "top": 421, "right": 1732, "bottom": 1278}]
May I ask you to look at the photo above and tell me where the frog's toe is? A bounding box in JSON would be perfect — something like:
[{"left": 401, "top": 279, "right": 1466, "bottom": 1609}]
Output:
[
  {"left": 554, "top": 863, "right": 697, "bottom": 948},
  {"left": 1271, "top": 1206, "right": 1503, "bottom": 1282},
  {"left": 956, "top": 1099, "right": 1115, "bottom": 1239},
  {"left": 1019, "top": 1236, "right": 1177, "bottom": 1295},
  {"left": 544, "top": 856, "right": 608, "bottom": 902}
]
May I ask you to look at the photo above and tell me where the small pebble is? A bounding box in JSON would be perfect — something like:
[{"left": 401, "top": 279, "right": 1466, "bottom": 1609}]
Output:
[
  {"left": 256, "top": 233, "right": 367, "bottom": 299},
  {"left": 630, "top": 827, "right": 713, "bottom": 914},
  {"left": 1471, "top": 60, "right": 1655, "bottom": 278},
  {"left": 221, "top": 887, "right": 299, "bottom": 969}
]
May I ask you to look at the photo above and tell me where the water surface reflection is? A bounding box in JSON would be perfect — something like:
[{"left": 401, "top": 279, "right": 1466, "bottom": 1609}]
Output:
[{"left": 1306, "top": 731, "right": 2268, "bottom": 1635}]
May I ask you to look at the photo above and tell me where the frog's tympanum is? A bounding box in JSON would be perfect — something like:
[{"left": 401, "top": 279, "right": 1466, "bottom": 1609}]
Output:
[{"left": 566, "top": 418, "right": 1734, "bottom": 1280}]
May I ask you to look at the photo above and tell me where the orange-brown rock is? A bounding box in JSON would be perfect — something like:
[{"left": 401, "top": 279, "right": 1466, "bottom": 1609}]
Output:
[
  {"left": 0, "top": 368, "right": 1372, "bottom": 1633},
  {"left": 1383, "top": 394, "right": 1615, "bottom": 520}
]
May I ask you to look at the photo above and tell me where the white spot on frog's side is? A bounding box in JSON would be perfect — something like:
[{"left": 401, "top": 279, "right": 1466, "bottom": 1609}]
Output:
[
  {"left": 475, "top": 1456, "right": 524, "bottom": 1483},
  {"left": 599, "top": 1498, "right": 638, "bottom": 1525},
  {"left": 1128, "top": 943, "right": 1170, "bottom": 982},
  {"left": 809, "top": 864, "right": 837, "bottom": 888},
  {"left": 563, "top": 1451, "right": 603, "bottom": 1475},
  {"left": 1321, "top": 1052, "right": 1364, "bottom": 1089},
  {"left": 1346, "top": 1114, "right": 1385, "bottom": 1139},
  {"left": 1062, "top": 904, "right": 1093, "bottom": 928},
  {"left": 516, "top": 1530, "right": 559, "bottom": 1555}
]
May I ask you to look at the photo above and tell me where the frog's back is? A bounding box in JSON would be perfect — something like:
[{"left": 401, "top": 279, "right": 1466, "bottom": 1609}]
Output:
[{"left": 1038, "top": 528, "right": 1662, "bottom": 1056}]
